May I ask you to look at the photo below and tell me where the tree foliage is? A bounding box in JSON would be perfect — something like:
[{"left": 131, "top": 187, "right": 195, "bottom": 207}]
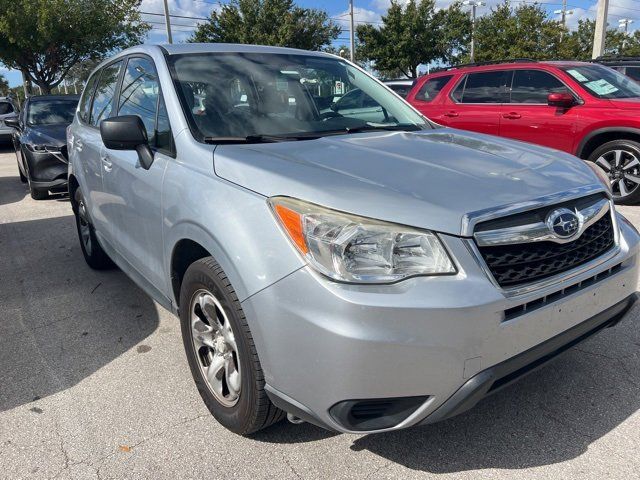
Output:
[
  {"left": 0, "top": 0, "right": 149, "bottom": 94},
  {"left": 190, "top": 0, "right": 340, "bottom": 51},
  {"left": 0, "top": 73, "right": 8, "bottom": 96},
  {"left": 560, "top": 19, "right": 640, "bottom": 60},
  {"left": 356, "top": 0, "right": 470, "bottom": 79}
]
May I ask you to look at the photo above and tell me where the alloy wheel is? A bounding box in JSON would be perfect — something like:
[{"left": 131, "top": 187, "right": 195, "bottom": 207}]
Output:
[
  {"left": 595, "top": 149, "right": 640, "bottom": 199},
  {"left": 189, "top": 290, "right": 241, "bottom": 407}
]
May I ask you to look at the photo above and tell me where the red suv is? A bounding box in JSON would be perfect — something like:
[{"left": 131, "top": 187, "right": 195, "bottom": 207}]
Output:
[{"left": 407, "top": 60, "right": 640, "bottom": 204}]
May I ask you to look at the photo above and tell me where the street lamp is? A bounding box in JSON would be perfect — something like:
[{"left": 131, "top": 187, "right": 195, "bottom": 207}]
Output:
[{"left": 463, "top": 0, "right": 485, "bottom": 63}]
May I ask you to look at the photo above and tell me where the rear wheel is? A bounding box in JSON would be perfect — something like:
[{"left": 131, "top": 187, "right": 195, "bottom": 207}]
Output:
[
  {"left": 73, "top": 189, "right": 113, "bottom": 269},
  {"left": 179, "top": 257, "right": 285, "bottom": 435},
  {"left": 589, "top": 140, "right": 640, "bottom": 204}
]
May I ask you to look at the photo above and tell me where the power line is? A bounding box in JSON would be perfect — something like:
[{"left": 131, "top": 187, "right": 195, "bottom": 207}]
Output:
[{"left": 141, "top": 11, "right": 208, "bottom": 21}]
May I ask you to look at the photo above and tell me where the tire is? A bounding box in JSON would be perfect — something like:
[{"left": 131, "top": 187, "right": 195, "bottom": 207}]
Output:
[
  {"left": 588, "top": 140, "right": 640, "bottom": 205},
  {"left": 179, "top": 257, "right": 285, "bottom": 435},
  {"left": 18, "top": 165, "right": 27, "bottom": 183},
  {"left": 29, "top": 184, "right": 49, "bottom": 200},
  {"left": 73, "top": 189, "right": 114, "bottom": 269}
]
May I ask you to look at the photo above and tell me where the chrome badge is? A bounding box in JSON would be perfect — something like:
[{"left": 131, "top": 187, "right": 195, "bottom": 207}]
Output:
[{"left": 546, "top": 208, "right": 580, "bottom": 239}]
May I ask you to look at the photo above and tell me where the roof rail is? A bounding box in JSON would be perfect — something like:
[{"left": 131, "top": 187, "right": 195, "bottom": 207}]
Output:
[
  {"left": 594, "top": 55, "right": 640, "bottom": 62},
  {"left": 446, "top": 58, "right": 537, "bottom": 70}
]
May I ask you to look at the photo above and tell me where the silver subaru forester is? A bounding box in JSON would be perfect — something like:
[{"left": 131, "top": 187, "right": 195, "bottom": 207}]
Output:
[{"left": 68, "top": 43, "right": 639, "bottom": 435}]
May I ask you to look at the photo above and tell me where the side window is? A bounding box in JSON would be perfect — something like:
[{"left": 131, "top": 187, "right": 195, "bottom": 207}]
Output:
[
  {"left": 0, "top": 102, "right": 14, "bottom": 114},
  {"left": 90, "top": 61, "right": 123, "bottom": 127},
  {"left": 118, "top": 56, "right": 173, "bottom": 153},
  {"left": 336, "top": 89, "right": 362, "bottom": 110},
  {"left": 415, "top": 75, "right": 453, "bottom": 102},
  {"left": 511, "top": 70, "right": 569, "bottom": 103},
  {"left": 155, "top": 96, "right": 172, "bottom": 152},
  {"left": 624, "top": 66, "right": 640, "bottom": 82},
  {"left": 454, "top": 71, "right": 511, "bottom": 104},
  {"left": 118, "top": 57, "right": 159, "bottom": 144},
  {"left": 79, "top": 71, "right": 99, "bottom": 123}
]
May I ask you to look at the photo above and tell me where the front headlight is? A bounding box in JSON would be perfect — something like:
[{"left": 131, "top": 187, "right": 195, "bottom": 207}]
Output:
[{"left": 269, "top": 197, "right": 456, "bottom": 283}]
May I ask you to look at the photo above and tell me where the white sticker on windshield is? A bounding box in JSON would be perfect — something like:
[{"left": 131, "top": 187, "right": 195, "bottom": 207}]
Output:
[
  {"left": 567, "top": 69, "right": 588, "bottom": 82},
  {"left": 585, "top": 79, "right": 619, "bottom": 95}
]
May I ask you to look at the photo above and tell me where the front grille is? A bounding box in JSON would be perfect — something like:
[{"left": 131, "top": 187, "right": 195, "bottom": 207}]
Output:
[{"left": 477, "top": 214, "right": 615, "bottom": 288}]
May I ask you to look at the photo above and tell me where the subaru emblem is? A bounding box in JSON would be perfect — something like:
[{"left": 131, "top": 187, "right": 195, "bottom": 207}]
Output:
[{"left": 546, "top": 208, "right": 580, "bottom": 239}]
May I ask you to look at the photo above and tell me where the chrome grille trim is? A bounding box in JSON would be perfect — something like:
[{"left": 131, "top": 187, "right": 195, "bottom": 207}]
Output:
[{"left": 474, "top": 197, "right": 610, "bottom": 246}]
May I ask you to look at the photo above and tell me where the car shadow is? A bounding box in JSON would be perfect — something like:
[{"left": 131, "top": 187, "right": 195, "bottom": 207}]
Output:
[
  {"left": 0, "top": 214, "right": 159, "bottom": 412},
  {"left": 0, "top": 169, "right": 29, "bottom": 207},
  {"left": 349, "top": 313, "right": 640, "bottom": 473}
]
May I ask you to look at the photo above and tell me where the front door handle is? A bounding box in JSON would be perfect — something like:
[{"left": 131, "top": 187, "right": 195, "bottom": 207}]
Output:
[
  {"left": 101, "top": 155, "right": 113, "bottom": 172},
  {"left": 503, "top": 112, "right": 521, "bottom": 119},
  {"left": 444, "top": 111, "right": 459, "bottom": 118},
  {"left": 75, "top": 139, "right": 83, "bottom": 151}
]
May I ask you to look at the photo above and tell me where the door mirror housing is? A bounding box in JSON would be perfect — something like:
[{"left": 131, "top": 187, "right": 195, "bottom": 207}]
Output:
[
  {"left": 100, "top": 115, "right": 154, "bottom": 170},
  {"left": 4, "top": 116, "right": 19, "bottom": 129},
  {"left": 547, "top": 92, "right": 575, "bottom": 108}
]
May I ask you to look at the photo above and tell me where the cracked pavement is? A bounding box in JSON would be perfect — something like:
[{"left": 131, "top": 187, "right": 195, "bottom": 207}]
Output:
[{"left": 1, "top": 147, "right": 639, "bottom": 480}]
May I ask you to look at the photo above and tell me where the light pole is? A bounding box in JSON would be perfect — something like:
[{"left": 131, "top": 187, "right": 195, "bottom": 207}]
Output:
[
  {"left": 163, "top": 0, "right": 173, "bottom": 44},
  {"left": 592, "top": 0, "right": 610, "bottom": 59},
  {"left": 349, "top": 0, "right": 355, "bottom": 62},
  {"left": 554, "top": 5, "right": 573, "bottom": 41},
  {"left": 619, "top": 18, "right": 633, "bottom": 52},
  {"left": 463, "top": 0, "right": 485, "bottom": 63}
]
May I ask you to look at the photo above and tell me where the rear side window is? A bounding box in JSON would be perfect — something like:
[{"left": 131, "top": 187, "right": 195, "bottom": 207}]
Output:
[
  {"left": 388, "top": 84, "right": 412, "bottom": 98},
  {"left": 118, "top": 56, "right": 173, "bottom": 154},
  {"left": 511, "top": 70, "right": 569, "bottom": 103},
  {"left": 90, "top": 61, "right": 123, "bottom": 127},
  {"left": 415, "top": 75, "right": 453, "bottom": 102},
  {"left": 79, "top": 72, "right": 99, "bottom": 123},
  {"left": 0, "top": 102, "right": 14, "bottom": 114},
  {"left": 452, "top": 71, "right": 511, "bottom": 103},
  {"left": 624, "top": 66, "right": 640, "bottom": 82}
]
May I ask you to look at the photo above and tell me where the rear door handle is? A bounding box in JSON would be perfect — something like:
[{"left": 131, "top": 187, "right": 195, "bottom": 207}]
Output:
[
  {"left": 101, "top": 155, "right": 113, "bottom": 172},
  {"left": 503, "top": 112, "right": 521, "bottom": 119},
  {"left": 444, "top": 111, "right": 459, "bottom": 118}
]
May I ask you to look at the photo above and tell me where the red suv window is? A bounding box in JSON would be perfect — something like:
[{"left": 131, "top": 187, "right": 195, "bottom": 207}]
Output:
[
  {"left": 414, "top": 75, "right": 453, "bottom": 102},
  {"left": 511, "top": 70, "right": 571, "bottom": 103},
  {"left": 452, "top": 71, "right": 511, "bottom": 103}
]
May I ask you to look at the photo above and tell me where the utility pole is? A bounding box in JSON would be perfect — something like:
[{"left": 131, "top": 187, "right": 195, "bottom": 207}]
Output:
[
  {"left": 554, "top": 2, "right": 573, "bottom": 41},
  {"left": 349, "top": 0, "right": 355, "bottom": 62},
  {"left": 619, "top": 18, "right": 633, "bottom": 52},
  {"left": 592, "top": 0, "right": 609, "bottom": 59},
  {"left": 463, "top": 1, "right": 485, "bottom": 63},
  {"left": 21, "top": 70, "right": 29, "bottom": 99},
  {"left": 163, "top": 0, "right": 173, "bottom": 44}
]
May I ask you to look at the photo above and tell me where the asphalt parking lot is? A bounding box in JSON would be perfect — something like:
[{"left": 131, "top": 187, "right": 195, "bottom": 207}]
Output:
[{"left": 1, "top": 146, "right": 640, "bottom": 480}]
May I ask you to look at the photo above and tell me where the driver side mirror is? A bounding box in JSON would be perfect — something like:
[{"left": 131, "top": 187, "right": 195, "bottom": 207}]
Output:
[
  {"left": 4, "top": 117, "right": 19, "bottom": 129},
  {"left": 100, "top": 115, "right": 154, "bottom": 170},
  {"left": 547, "top": 92, "right": 575, "bottom": 108}
]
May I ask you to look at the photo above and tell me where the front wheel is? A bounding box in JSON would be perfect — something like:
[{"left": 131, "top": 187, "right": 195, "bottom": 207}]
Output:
[
  {"left": 179, "top": 257, "right": 284, "bottom": 435},
  {"left": 29, "top": 184, "right": 49, "bottom": 200},
  {"left": 589, "top": 140, "right": 640, "bottom": 205}
]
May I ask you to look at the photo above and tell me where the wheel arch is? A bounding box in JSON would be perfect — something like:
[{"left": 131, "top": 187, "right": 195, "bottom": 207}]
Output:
[{"left": 576, "top": 127, "right": 640, "bottom": 160}]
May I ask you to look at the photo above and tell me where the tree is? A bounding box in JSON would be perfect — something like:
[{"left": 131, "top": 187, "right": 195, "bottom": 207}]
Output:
[
  {"left": 0, "top": 74, "right": 8, "bottom": 96},
  {"left": 0, "top": 0, "right": 149, "bottom": 94},
  {"left": 356, "top": 0, "right": 471, "bottom": 79},
  {"left": 471, "top": 1, "right": 564, "bottom": 62},
  {"left": 190, "top": 0, "right": 340, "bottom": 51},
  {"left": 560, "top": 19, "right": 640, "bottom": 60}
]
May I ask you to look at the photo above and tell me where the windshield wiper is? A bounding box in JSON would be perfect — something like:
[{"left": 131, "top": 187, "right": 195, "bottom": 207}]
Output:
[
  {"left": 344, "top": 124, "right": 423, "bottom": 134},
  {"left": 203, "top": 134, "right": 319, "bottom": 144}
]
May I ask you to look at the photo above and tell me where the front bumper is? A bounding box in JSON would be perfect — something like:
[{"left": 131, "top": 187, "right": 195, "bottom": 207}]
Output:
[
  {"left": 23, "top": 148, "right": 68, "bottom": 187},
  {"left": 241, "top": 216, "right": 640, "bottom": 433}
]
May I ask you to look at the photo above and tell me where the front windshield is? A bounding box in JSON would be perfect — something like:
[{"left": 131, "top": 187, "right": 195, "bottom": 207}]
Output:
[
  {"left": 562, "top": 64, "right": 640, "bottom": 99},
  {"left": 27, "top": 99, "right": 78, "bottom": 125},
  {"left": 168, "top": 52, "right": 429, "bottom": 142}
]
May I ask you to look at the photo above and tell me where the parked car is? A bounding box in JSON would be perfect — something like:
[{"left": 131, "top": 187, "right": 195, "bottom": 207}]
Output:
[
  {"left": 595, "top": 56, "right": 640, "bottom": 82},
  {"left": 68, "top": 44, "right": 639, "bottom": 436},
  {"left": 383, "top": 79, "right": 414, "bottom": 98},
  {"left": 407, "top": 60, "right": 640, "bottom": 204},
  {"left": 0, "top": 96, "right": 19, "bottom": 144},
  {"left": 7, "top": 95, "right": 79, "bottom": 199}
]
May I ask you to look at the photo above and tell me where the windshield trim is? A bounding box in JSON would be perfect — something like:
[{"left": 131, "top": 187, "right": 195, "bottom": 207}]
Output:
[{"left": 164, "top": 51, "right": 434, "bottom": 144}]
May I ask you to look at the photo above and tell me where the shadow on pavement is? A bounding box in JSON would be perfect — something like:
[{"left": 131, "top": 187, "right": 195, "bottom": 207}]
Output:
[
  {"left": 350, "top": 314, "right": 640, "bottom": 472},
  {"left": 0, "top": 214, "right": 159, "bottom": 412},
  {"left": 0, "top": 170, "right": 29, "bottom": 207}
]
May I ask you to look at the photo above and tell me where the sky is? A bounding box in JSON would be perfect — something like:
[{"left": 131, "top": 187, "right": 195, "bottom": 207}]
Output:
[{"left": 3, "top": 0, "right": 640, "bottom": 87}]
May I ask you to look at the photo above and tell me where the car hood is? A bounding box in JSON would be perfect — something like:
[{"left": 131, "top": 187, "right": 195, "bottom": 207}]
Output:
[
  {"left": 24, "top": 124, "right": 67, "bottom": 147},
  {"left": 214, "top": 128, "right": 603, "bottom": 236}
]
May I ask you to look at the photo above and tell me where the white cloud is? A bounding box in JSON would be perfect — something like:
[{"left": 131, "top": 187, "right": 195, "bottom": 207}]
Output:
[{"left": 334, "top": 6, "right": 382, "bottom": 29}]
